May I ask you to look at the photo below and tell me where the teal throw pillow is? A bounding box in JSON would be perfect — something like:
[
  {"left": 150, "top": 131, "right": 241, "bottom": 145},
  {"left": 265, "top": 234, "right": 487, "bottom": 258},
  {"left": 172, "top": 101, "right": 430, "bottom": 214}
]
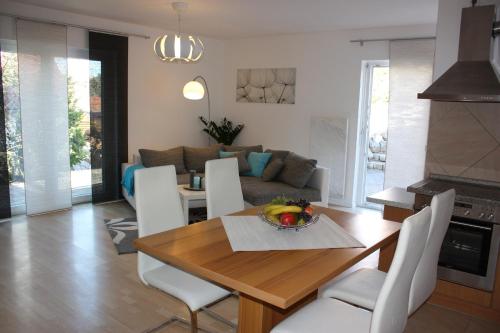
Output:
[
  {"left": 244, "top": 152, "right": 272, "bottom": 177},
  {"left": 219, "top": 150, "right": 236, "bottom": 158}
]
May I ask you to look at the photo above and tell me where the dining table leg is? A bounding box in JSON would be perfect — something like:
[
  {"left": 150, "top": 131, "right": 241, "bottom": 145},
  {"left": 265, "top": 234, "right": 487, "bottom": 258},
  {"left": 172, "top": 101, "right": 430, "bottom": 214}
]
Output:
[
  {"left": 378, "top": 236, "right": 398, "bottom": 272},
  {"left": 237, "top": 291, "right": 318, "bottom": 333},
  {"left": 238, "top": 294, "right": 274, "bottom": 333}
]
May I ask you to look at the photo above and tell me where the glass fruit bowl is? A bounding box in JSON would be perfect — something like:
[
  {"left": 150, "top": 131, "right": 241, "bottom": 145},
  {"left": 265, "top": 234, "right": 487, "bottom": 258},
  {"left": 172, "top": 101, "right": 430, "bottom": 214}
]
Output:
[
  {"left": 259, "top": 212, "right": 320, "bottom": 231},
  {"left": 259, "top": 197, "right": 319, "bottom": 231}
]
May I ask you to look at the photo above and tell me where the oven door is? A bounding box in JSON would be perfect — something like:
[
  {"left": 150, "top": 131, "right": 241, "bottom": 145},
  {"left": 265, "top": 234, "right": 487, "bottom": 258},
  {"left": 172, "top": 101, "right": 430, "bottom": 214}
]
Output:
[{"left": 438, "top": 217, "right": 500, "bottom": 291}]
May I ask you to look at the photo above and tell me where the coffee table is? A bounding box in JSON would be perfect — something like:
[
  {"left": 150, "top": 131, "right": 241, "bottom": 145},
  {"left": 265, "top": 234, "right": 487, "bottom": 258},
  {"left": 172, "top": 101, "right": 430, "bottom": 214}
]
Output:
[{"left": 177, "top": 185, "right": 206, "bottom": 225}]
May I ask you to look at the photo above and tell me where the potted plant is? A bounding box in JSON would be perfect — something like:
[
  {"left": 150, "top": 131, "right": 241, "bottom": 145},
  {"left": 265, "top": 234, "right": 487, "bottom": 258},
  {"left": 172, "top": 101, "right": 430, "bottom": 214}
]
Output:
[{"left": 199, "top": 117, "right": 244, "bottom": 145}]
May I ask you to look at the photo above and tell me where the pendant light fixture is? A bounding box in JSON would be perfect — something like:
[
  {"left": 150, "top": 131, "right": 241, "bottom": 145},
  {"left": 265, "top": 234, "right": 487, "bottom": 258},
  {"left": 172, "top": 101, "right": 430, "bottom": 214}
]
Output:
[{"left": 153, "top": 2, "right": 204, "bottom": 63}]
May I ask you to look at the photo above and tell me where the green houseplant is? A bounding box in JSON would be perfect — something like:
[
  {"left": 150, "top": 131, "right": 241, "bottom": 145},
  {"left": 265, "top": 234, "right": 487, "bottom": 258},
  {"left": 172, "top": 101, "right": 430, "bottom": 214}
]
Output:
[{"left": 199, "top": 116, "right": 244, "bottom": 145}]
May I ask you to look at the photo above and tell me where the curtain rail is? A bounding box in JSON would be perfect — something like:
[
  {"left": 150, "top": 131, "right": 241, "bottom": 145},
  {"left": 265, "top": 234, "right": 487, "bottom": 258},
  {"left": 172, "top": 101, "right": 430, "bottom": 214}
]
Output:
[
  {"left": 351, "top": 36, "right": 435, "bottom": 46},
  {"left": 0, "top": 12, "right": 150, "bottom": 39}
]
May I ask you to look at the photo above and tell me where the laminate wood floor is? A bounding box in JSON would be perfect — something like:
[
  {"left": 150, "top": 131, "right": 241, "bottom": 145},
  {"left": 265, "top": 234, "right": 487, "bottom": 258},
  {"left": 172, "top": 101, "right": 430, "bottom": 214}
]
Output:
[{"left": 0, "top": 201, "right": 497, "bottom": 333}]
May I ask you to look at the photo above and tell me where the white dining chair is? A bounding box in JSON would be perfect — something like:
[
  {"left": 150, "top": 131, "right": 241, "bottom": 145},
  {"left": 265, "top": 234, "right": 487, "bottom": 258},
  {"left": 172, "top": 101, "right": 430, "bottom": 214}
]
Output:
[
  {"left": 135, "top": 165, "right": 232, "bottom": 333},
  {"left": 205, "top": 158, "right": 245, "bottom": 219},
  {"left": 271, "top": 206, "right": 432, "bottom": 333},
  {"left": 320, "top": 189, "right": 455, "bottom": 315}
]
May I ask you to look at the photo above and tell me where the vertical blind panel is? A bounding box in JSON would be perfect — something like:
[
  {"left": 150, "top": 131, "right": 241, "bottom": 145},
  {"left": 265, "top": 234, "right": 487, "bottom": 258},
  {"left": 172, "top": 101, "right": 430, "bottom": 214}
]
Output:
[
  {"left": 384, "top": 39, "right": 435, "bottom": 189},
  {"left": 17, "top": 20, "right": 71, "bottom": 215},
  {"left": 89, "top": 32, "right": 128, "bottom": 203},
  {"left": 0, "top": 42, "right": 11, "bottom": 219}
]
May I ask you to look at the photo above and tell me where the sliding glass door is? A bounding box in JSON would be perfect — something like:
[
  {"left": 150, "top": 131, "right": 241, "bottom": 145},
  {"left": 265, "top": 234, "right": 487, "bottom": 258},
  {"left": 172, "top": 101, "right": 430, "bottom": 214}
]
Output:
[
  {"left": 1, "top": 17, "right": 24, "bottom": 217},
  {"left": 0, "top": 18, "right": 128, "bottom": 216}
]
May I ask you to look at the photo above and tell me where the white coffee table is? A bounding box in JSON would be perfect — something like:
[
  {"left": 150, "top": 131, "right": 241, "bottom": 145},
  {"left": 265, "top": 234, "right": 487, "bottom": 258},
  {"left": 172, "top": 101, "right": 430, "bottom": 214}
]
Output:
[{"left": 177, "top": 185, "right": 206, "bottom": 225}]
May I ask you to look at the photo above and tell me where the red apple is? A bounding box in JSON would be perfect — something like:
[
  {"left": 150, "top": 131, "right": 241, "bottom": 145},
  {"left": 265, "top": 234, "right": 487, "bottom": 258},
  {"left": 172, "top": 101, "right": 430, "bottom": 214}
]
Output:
[{"left": 280, "top": 213, "right": 297, "bottom": 226}]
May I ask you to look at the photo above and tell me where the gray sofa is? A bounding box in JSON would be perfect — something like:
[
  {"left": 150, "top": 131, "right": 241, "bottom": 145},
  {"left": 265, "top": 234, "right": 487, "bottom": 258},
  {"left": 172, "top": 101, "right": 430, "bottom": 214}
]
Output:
[{"left": 121, "top": 146, "right": 330, "bottom": 209}]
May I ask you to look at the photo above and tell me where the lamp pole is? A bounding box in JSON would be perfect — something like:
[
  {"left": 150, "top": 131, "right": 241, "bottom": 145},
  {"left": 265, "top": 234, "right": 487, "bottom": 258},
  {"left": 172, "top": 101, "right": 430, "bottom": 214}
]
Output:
[{"left": 192, "top": 75, "right": 211, "bottom": 145}]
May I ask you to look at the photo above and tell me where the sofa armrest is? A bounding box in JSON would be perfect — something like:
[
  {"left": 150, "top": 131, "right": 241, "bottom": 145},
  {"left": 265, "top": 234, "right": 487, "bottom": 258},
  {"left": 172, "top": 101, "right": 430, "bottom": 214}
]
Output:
[{"left": 307, "top": 166, "right": 330, "bottom": 206}]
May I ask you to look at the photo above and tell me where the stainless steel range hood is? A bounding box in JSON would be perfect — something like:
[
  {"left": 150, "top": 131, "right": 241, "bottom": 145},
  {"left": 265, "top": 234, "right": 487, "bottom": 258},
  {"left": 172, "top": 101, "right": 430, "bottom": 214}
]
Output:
[{"left": 418, "top": 5, "right": 500, "bottom": 103}]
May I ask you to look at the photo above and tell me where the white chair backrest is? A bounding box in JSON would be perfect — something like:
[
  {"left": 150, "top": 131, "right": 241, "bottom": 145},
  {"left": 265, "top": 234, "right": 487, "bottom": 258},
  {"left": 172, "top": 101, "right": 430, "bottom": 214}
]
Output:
[
  {"left": 408, "top": 189, "right": 455, "bottom": 314},
  {"left": 205, "top": 158, "right": 245, "bottom": 219},
  {"left": 135, "top": 165, "right": 184, "bottom": 284},
  {"left": 370, "top": 207, "right": 431, "bottom": 333}
]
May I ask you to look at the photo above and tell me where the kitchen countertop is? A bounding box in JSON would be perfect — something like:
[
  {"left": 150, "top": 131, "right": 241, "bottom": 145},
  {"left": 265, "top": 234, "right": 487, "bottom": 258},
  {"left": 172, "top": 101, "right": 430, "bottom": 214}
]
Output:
[
  {"left": 367, "top": 187, "right": 415, "bottom": 210},
  {"left": 407, "top": 174, "right": 500, "bottom": 207}
]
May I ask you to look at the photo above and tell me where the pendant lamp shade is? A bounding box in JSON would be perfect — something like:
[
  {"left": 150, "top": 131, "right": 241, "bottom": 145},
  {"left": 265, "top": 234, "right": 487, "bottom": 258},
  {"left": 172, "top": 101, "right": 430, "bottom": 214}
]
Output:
[
  {"left": 154, "top": 2, "right": 204, "bottom": 63},
  {"left": 183, "top": 80, "right": 205, "bottom": 100},
  {"left": 153, "top": 34, "right": 204, "bottom": 63}
]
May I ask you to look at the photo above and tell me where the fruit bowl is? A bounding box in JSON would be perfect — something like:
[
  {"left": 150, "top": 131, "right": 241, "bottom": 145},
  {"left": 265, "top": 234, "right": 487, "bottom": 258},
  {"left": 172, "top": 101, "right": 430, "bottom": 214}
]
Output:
[{"left": 260, "top": 197, "right": 320, "bottom": 231}]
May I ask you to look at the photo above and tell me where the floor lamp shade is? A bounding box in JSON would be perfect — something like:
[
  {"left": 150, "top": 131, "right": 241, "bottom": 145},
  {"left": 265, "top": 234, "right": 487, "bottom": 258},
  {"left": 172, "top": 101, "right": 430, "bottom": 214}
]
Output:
[{"left": 183, "top": 80, "right": 205, "bottom": 100}]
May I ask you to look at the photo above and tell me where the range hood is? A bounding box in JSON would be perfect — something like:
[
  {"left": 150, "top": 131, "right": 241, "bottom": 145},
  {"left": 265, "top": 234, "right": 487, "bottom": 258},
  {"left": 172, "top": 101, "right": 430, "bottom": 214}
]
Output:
[{"left": 418, "top": 5, "right": 500, "bottom": 103}]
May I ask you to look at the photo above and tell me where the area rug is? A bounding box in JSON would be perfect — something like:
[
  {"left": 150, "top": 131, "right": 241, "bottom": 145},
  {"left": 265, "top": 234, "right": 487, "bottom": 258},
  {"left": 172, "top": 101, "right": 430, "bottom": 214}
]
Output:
[
  {"left": 104, "top": 208, "right": 207, "bottom": 255},
  {"left": 103, "top": 218, "right": 138, "bottom": 254}
]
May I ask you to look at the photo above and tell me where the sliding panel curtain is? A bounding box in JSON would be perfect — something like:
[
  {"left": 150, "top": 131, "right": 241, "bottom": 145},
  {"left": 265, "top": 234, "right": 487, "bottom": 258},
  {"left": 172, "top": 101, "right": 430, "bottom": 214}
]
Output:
[
  {"left": 89, "top": 32, "right": 128, "bottom": 203},
  {"left": 384, "top": 39, "right": 435, "bottom": 189},
  {"left": 17, "top": 20, "right": 72, "bottom": 215},
  {"left": 0, "top": 42, "right": 11, "bottom": 219}
]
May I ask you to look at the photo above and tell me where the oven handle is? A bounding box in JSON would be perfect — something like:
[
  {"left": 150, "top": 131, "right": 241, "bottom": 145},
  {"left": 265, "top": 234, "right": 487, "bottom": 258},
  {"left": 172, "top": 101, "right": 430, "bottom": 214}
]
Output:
[{"left": 450, "top": 220, "right": 492, "bottom": 231}]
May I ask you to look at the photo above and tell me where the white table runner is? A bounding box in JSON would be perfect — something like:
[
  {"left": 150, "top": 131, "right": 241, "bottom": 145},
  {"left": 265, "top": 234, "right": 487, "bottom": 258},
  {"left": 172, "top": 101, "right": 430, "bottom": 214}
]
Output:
[{"left": 221, "top": 214, "right": 365, "bottom": 251}]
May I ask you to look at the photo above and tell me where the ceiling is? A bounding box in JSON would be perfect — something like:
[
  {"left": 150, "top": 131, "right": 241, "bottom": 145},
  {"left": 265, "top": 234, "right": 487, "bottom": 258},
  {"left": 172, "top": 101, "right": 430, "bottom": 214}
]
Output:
[{"left": 10, "top": 0, "right": 439, "bottom": 39}]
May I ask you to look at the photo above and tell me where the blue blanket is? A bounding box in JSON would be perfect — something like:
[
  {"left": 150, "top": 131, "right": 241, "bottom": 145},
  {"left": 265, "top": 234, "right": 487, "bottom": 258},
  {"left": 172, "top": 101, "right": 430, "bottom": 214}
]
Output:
[{"left": 121, "top": 164, "right": 145, "bottom": 196}]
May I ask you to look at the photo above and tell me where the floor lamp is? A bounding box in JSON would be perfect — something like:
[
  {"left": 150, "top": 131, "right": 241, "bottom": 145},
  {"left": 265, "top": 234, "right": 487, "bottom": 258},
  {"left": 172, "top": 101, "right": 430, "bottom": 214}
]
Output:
[{"left": 183, "top": 76, "right": 211, "bottom": 145}]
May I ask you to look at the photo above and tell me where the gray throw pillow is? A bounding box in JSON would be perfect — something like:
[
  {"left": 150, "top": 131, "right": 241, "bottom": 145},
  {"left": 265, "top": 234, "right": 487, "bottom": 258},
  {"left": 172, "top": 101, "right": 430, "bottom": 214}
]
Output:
[
  {"left": 220, "top": 151, "right": 251, "bottom": 174},
  {"left": 262, "top": 149, "right": 289, "bottom": 175},
  {"left": 139, "top": 147, "right": 186, "bottom": 174},
  {"left": 223, "top": 144, "right": 263, "bottom": 157},
  {"left": 262, "top": 158, "right": 285, "bottom": 182},
  {"left": 277, "top": 152, "right": 317, "bottom": 188},
  {"left": 264, "top": 149, "right": 290, "bottom": 163},
  {"left": 184, "top": 144, "right": 222, "bottom": 172}
]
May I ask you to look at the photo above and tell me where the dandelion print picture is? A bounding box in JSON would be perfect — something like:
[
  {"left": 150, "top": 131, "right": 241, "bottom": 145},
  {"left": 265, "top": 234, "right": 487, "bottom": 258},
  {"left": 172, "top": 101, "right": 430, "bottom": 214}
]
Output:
[{"left": 236, "top": 68, "right": 296, "bottom": 104}]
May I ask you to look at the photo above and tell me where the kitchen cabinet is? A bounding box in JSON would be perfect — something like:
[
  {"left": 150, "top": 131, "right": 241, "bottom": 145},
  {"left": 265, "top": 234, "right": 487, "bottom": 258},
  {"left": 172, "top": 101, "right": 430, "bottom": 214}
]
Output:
[{"left": 368, "top": 188, "right": 500, "bottom": 322}]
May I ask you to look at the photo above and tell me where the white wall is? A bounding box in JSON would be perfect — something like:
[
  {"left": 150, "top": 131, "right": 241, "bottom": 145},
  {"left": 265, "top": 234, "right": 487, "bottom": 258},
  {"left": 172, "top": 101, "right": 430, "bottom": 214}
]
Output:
[
  {"left": 222, "top": 24, "right": 435, "bottom": 206},
  {"left": 1, "top": 1, "right": 226, "bottom": 161}
]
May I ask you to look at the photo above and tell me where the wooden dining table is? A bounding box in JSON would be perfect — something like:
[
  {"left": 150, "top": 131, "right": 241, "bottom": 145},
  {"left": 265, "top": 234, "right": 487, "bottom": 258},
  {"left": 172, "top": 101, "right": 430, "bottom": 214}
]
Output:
[{"left": 134, "top": 205, "right": 401, "bottom": 333}]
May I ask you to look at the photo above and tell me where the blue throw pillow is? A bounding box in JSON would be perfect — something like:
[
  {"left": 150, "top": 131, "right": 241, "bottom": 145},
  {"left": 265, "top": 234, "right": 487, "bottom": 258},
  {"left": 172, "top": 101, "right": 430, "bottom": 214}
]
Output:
[
  {"left": 244, "top": 152, "right": 272, "bottom": 177},
  {"left": 219, "top": 150, "right": 236, "bottom": 158}
]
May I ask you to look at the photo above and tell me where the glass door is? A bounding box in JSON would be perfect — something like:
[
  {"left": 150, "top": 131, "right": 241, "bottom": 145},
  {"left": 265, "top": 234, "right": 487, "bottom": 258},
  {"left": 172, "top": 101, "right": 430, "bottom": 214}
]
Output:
[{"left": 356, "top": 61, "right": 389, "bottom": 208}]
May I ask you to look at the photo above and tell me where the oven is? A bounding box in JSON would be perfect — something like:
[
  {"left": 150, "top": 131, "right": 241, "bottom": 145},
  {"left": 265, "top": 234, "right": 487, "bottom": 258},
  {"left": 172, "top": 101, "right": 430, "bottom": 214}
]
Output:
[{"left": 437, "top": 206, "right": 500, "bottom": 291}]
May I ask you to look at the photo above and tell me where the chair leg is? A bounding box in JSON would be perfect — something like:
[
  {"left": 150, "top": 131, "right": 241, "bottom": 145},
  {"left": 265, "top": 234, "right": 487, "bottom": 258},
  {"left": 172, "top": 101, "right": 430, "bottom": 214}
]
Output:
[{"left": 189, "top": 308, "right": 198, "bottom": 333}]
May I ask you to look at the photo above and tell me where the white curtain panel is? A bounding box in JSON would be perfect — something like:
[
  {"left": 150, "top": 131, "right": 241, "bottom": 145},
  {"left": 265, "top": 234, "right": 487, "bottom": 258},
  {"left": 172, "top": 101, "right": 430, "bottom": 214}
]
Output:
[
  {"left": 384, "top": 39, "right": 435, "bottom": 189},
  {"left": 17, "top": 20, "right": 71, "bottom": 215}
]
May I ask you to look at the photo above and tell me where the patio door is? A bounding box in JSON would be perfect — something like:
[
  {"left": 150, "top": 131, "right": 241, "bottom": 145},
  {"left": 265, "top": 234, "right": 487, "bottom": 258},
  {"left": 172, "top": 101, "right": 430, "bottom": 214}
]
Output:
[{"left": 356, "top": 60, "right": 389, "bottom": 209}]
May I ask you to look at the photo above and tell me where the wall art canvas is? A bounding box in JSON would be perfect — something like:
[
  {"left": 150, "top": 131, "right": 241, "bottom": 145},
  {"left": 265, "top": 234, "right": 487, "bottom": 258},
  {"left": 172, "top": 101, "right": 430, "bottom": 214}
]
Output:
[{"left": 236, "top": 68, "right": 296, "bottom": 104}]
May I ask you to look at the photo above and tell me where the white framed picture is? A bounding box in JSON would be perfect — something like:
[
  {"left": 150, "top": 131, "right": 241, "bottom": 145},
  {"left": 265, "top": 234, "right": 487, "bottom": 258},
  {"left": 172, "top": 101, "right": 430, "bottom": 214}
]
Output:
[{"left": 236, "top": 68, "right": 296, "bottom": 104}]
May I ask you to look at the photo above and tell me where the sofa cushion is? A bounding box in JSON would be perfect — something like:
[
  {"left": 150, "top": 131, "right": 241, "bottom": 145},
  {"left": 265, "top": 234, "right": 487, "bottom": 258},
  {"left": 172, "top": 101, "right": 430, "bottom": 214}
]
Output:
[
  {"left": 239, "top": 176, "right": 321, "bottom": 206},
  {"left": 244, "top": 152, "right": 272, "bottom": 177},
  {"left": 277, "top": 152, "right": 317, "bottom": 188},
  {"left": 264, "top": 149, "right": 289, "bottom": 163},
  {"left": 219, "top": 150, "right": 251, "bottom": 174},
  {"left": 262, "top": 158, "right": 284, "bottom": 182},
  {"left": 263, "top": 149, "right": 289, "bottom": 175},
  {"left": 184, "top": 144, "right": 222, "bottom": 172},
  {"left": 139, "top": 147, "right": 186, "bottom": 174},
  {"left": 223, "top": 145, "right": 263, "bottom": 157}
]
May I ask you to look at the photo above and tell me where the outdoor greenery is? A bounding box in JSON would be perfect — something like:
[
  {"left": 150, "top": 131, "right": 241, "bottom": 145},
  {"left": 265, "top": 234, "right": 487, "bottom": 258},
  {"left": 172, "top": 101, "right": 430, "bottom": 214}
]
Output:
[
  {"left": 1, "top": 51, "right": 23, "bottom": 182},
  {"left": 89, "top": 73, "right": 101, "bottom": 97},
  {"left": 67, "top": 77, "right": 88, "bottom": 169},
  {"left": 199, "top": 116, "right": 244, "bottom": 145},
  {"left": 1, "top": 50, "right": 89, "bottom": 182}
]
